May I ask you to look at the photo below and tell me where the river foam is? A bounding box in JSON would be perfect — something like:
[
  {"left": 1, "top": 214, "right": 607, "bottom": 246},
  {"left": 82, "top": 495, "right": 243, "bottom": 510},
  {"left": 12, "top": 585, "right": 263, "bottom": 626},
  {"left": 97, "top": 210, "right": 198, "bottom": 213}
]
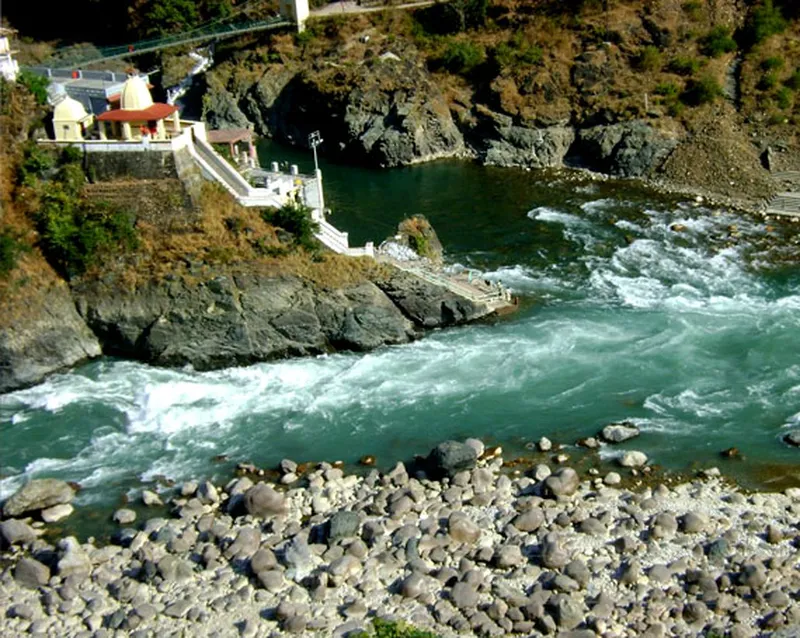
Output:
[{"left": 2, "top": 188, "right": 799, "bottom": 505}]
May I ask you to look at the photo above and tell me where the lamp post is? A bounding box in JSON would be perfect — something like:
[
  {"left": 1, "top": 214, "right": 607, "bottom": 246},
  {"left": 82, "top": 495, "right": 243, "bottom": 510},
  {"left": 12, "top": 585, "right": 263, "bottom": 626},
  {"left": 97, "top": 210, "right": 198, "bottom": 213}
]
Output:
[{"left": 308, "top": 130, "right": 324, "bottom": 220}]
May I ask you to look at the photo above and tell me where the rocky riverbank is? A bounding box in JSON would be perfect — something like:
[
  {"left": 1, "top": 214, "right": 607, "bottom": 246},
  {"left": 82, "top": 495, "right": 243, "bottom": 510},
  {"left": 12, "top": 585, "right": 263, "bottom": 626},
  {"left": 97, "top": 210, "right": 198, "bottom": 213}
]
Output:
[
  {"left": 0, "top": 253, "right": 495, "bottom": 395},
  {"left": 2, "top": 438, "right": 799, "bottom": 638}
]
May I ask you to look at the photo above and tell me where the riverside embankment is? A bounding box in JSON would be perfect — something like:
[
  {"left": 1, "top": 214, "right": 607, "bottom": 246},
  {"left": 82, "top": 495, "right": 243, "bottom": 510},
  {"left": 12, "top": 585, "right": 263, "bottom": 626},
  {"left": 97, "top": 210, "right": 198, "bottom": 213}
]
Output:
[{"left": 1, "top": 438, "right": 799, "bottom": 637}]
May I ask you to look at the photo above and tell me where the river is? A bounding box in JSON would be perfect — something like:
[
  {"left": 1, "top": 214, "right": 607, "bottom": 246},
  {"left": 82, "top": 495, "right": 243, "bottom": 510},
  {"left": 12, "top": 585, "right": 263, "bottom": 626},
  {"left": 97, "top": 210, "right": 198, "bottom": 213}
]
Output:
[{"left": 1, "top": 142, "right": 799, "bottom": 535}]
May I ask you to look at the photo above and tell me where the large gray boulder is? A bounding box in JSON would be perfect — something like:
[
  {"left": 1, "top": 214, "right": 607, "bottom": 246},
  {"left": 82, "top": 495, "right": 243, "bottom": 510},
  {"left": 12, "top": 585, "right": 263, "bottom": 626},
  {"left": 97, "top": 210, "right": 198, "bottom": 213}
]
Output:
[
  {"left": 3, "top": 479, "right": 75, "bottom": 518},
  {"left": 427, "top": 441, "right": 479, "bottom": 480},
  {"left": 544, "top": 467, "right": 580, "bottom": 498},
  {"left": 600, "top": 422, "right": 641, "bottom": 444},
  {"left": 14, "top": 557, "right": 51, "bottom": 589},
  {"left": 328, "top": 511, "right": 361, "bottom": 542},
  {"left": 243, "top": 484, "right": 286, "bottom": 518},
  {"left": 0, "top": 519, "right": 38, "bottom": 548},
  {"left": 267, "top": 58, "right": 465, "bottom": 167}
]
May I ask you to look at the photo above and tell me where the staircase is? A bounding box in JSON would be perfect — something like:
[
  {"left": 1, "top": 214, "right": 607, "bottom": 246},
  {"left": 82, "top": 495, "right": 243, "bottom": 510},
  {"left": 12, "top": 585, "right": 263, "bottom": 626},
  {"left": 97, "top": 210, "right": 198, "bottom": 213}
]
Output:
[{"left": 765, "top": 171, "right": 800, "bottom": 218}]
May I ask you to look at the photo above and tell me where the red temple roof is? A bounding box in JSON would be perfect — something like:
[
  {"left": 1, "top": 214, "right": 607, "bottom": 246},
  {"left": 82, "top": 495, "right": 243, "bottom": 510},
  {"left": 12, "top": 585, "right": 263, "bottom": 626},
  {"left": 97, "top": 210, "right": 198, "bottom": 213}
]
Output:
[{"left": 97, "top": 103, "right": 178, "bottom": 122}]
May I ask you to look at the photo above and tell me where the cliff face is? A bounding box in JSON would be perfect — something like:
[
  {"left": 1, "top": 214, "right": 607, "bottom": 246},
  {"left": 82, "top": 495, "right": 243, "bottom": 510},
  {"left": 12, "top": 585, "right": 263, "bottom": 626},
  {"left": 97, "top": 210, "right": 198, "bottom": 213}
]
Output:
[
  {"left": 196, "top": 0, "right": 798, "bottom": 204},
  {"left": 204, "top": 56, "right": 466, "bottom": 168},
  {"left": 0, "top": 278, "right": 101, "bottom": 394},
  {"left": 71, "top": 267, "right": 488, "bottom": 372}
]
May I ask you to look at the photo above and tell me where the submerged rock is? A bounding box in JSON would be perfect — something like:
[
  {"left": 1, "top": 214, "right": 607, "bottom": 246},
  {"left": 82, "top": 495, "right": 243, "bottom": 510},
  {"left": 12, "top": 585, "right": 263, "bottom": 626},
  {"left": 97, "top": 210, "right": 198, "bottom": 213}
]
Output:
[
  {"left": 599, "top": 422, "right": 640, "bottom": 444},
  {"left": 620, "top": 451, "right": 648, "bottom": 468},
  {"left": 782, "top": 431, "right": 800, "bottom": 447}
]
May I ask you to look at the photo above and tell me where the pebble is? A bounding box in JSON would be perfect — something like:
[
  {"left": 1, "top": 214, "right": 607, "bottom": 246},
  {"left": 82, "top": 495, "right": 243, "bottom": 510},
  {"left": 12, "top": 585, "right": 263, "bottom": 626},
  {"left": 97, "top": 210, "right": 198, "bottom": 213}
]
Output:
[{"left": 0, "top": 439, "right": 797, "bottom": 638}]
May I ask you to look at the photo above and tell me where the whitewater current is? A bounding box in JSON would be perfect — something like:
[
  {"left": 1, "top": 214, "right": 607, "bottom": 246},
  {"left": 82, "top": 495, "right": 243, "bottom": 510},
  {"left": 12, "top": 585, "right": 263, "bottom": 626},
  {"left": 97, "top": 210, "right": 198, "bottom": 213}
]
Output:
[{"left": 1, "top": 165, "right": 799, "bottom": 516}]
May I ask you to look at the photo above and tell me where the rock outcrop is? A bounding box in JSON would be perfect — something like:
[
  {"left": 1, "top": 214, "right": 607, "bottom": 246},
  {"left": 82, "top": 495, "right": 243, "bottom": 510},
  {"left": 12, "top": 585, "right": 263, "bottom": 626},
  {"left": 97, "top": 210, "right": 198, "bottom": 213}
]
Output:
[
  {"left": 0, "top": 280, "right": 101, "bottom": 394},
  {"left": 70, "top": 266, "right": 489, "bottom": 371},
  {"left": 466, "top": 107, "right": 575, "bottom": 169},
  {"left": 567, "top": 120, "right": 680, "bottom": 177},
  {"left": 204, "top": 56, "right": 466, "bottom": 167}
]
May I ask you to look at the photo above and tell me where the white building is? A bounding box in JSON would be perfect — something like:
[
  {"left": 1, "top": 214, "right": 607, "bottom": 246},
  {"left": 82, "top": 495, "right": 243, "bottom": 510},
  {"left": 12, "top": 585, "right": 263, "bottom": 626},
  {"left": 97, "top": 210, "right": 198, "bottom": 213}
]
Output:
[{"left": 0, "top": 27, "right": 19, "bottom": 82}]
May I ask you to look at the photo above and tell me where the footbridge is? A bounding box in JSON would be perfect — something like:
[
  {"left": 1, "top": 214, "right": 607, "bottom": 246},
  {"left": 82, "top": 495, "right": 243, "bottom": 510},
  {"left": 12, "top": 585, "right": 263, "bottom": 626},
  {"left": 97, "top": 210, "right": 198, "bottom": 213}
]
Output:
[{"left": 41, "top": 0, "right": 444, "bottom": 69}]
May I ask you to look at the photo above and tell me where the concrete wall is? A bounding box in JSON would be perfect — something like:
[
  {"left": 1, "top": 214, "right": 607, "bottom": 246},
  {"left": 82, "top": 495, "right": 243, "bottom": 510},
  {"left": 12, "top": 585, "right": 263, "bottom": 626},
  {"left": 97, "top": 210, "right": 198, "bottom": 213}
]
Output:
[{"left": 85, "top": 150, "right": 178, "bottom": 181}]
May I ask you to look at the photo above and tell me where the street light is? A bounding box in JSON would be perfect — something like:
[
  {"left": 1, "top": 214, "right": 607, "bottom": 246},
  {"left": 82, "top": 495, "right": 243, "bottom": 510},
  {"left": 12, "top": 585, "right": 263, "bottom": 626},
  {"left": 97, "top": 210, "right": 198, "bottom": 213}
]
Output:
[
  {"left": 308, "top": 130, "right": 325, "bottom": 217},
  {"left": 309, "top": 130, "right": 323, "bottom": 172}
]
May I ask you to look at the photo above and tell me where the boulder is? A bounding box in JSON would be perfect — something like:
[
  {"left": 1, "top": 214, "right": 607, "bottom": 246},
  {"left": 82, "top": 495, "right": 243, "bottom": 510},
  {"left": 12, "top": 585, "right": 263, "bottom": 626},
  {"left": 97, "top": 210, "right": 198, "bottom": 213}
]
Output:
[
  {"left": 40, "top": 503, "right": 74, "bottom": 523},
  {"left": 283, "top": 536, "right": 315, "bottom": 582},
  {"left": 544, "top": 467, "right": 580, "bottom": 498},
  {"left": 599, "top": 422, "right": 640, "bottom": 443},
  {"left": 427, "top": 441, "right": 478, "bottom": 479},
  {"left": 569, "top": 120, "right": 678, "bottom": 178},
  {"left": 511, "top": 509, "right": 545, "bottom": 533},
  {"left": 448, "top": 512, "right": 481, "bottom": 544},
  {"left": 620, "top": 451, "right": 648, "bottom": 468},
  {"left": 450, "top": 582, "right": 479, "bottom": 610},
  {"left": 244, "top": 483, "right": 286, "bottom": 517},
  {"left": 113, "top": 509, "right": 137, "bottom": 525},
  {"left": 783, "top": 430, "right": 800, "bottom": 447},
  {"left": 494, "top": 544, "right": 525, "bottom": 569},
  {"left": 14, "top": 557, "right": 51, "bottom": 589},
  {"left": 541, "top": 533, "right": 568, "bottom": 569},
  {"left": 328, "top": 511, "right": 360, "bottom": 541},
  {"left": 0, "top": 277, "right": 101, "bottom": 394},
  {"left": 57, "top": 536, "right": 91, "bottom": 579},
  {"left": 0, "top": 519, "right": 37, "bottom": 548},
  {"left": 224, "top": 527, "right": 261, "bottom": 560},
  {"left": 3, "top": 479, "right": 75, "bottom": 518},
  {"left": 141, "top": 490, "right": 162, "bottom": 507}
]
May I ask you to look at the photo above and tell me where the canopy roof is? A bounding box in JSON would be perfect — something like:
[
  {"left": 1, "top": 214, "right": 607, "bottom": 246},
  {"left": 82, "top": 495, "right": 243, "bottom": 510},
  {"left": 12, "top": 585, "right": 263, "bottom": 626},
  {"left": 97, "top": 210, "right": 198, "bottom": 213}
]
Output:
[
  {"left": 97, "top": 103, "right": 177, "bottom": 122},
  {"left": 207, "top": 128, "right": 253, "bottom": 144}
]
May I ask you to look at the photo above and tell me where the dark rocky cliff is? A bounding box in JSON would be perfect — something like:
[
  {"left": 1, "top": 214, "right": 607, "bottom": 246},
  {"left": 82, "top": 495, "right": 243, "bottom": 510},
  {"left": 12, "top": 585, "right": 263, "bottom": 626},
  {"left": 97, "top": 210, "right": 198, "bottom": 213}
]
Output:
[
  {"left": 71, "top": 267, "right": 489, "bottom": 372},
  {"left": 0, "top": 280, "right": 101, "bottom": 394}
]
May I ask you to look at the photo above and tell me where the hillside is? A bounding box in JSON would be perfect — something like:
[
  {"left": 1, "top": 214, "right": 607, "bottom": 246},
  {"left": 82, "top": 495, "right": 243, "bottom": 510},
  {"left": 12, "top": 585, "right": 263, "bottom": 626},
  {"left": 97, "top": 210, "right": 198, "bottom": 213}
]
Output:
[{"left": 191, "top": 0, "right": 799, "bottom": 204}]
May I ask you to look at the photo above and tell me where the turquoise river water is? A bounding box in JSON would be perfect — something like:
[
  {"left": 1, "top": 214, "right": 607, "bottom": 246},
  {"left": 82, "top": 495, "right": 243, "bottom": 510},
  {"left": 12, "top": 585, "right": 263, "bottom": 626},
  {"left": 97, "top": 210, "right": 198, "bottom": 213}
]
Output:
[{"left": 2, "top": 143, "right": 799, "bottom": 532}]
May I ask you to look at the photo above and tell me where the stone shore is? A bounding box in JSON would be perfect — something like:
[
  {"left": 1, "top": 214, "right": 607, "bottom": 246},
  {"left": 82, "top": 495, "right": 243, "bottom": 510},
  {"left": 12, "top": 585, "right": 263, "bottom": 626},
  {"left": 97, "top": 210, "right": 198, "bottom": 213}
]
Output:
[{"left": 1, "top": 439, "right": 799, "bottom": 638}]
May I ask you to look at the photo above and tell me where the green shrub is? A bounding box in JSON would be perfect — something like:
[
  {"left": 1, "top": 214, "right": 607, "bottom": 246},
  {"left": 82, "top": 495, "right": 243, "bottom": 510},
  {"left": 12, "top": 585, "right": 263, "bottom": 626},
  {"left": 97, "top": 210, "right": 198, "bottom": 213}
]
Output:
[
  {"left": 701, "top": 26, "right": 737, "bottom": 57},
  {"left": 761, "top": 56, "right": 784, "bottom": 71},
  {"left": 437, "top": 40, "right": 486, "bottom": 75},
  {"left": 681, "top": 75, "right": 723, "bottom": 106},
  {"left": 17, "top": 70, "right": 49, "bottom": 106},
  {"left": 351, "top": 618, "right": 440, "bottom": 638},
  {"left": 493, "top": 34, "right": 542, "bottom": 69},
  {"left": 785, "top": 69, "right": 800, "bottom": 91},
  {"left": 0, "top": 229, "right": 30, "bottom": 278},
  {"left": 261, "top": 202, "right": 319, "bottom": 251},
  {"left": 775, "top": 86, "right": 793, "bottom": 109},
  {"left": 668, "top": 56, "right": 701, "bottom": 76},
  {"left": 667, "top": 100, "right": 686, "bottom": 117},
  {"left": 758, "top": 71, "right": 778, "bottom": 90},
  {"left": 35, "top": 184, "right": 137, "bottom": 278},
  {"left": 655, "top": 82, "right": 680, "bottom": 98},
  {"left": 295, "top": 28, "right": 316, "bottom": 47},
  {"left": 744, "top": 0, "right": 788, "bottom": 47},
  {"left": 18, "top": 143, "right": 56, "bottom": 186},
  {"left": 636, "top": 46, "right": 663, "bottom": 72},
  {"left": 681, "top": 1, "right": 703, "bottom": 21}
]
